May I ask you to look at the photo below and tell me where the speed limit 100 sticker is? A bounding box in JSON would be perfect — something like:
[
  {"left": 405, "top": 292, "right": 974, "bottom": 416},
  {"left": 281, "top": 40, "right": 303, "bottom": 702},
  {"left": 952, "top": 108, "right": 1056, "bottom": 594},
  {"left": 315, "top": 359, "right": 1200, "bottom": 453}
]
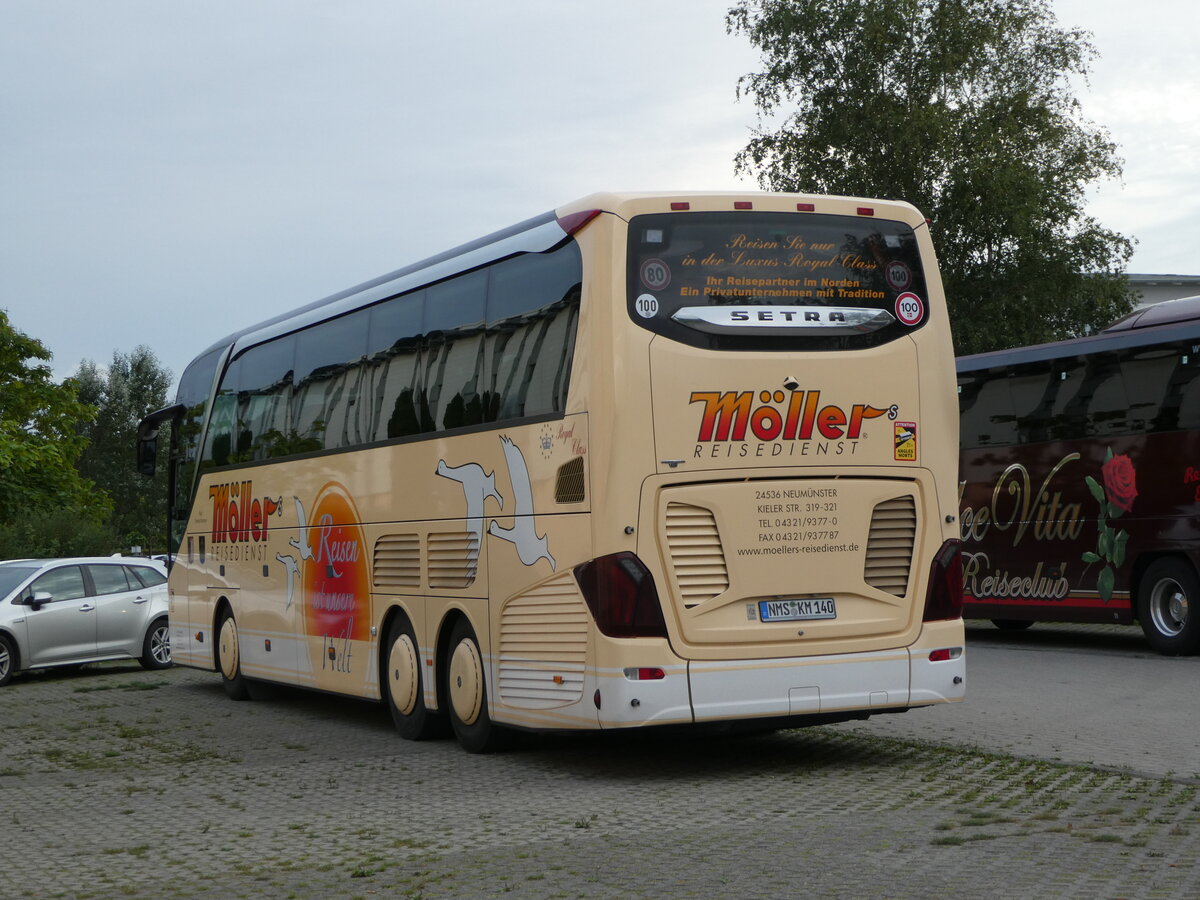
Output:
[
  {"left": 640, "top": 258, "right": 671, "bottom": 290},
  {"left": 634, "top": 294, "right": 660, "bottom": 318},
  {"left": 895, "top": 292, "right": 925, "bottom": 326}
]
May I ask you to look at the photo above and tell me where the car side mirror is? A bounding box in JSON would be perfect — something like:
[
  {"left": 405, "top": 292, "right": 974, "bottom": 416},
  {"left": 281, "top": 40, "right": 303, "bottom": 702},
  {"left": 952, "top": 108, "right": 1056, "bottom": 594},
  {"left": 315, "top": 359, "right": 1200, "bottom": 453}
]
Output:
[{"left": 28, "top": 591, "right": 52, "bottom": 611}]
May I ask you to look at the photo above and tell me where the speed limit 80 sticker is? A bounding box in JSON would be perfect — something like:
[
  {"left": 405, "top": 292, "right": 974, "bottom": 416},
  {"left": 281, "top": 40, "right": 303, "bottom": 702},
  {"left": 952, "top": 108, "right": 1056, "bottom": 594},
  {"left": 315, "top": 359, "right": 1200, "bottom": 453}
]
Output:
[{"left": 895, "top": 292, "right": 925, "bottom": 326}]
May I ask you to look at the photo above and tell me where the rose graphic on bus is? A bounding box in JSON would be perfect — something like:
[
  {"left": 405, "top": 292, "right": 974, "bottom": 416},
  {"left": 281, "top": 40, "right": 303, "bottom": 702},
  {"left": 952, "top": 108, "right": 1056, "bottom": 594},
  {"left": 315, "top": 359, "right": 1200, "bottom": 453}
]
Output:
[{"left": 1082, "top": 448, "right": 1137, "bottom": 602}]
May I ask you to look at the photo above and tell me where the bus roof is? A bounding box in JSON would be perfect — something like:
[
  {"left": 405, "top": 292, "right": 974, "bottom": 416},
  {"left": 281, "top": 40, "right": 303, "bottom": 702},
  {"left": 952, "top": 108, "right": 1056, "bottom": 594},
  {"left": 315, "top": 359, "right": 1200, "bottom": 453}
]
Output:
[
  {"left": 197, "top": 190, "right": 929, "bottom": 365},
  {"left": 957, "top": 296, "right": 1200, "bottom": 373}
]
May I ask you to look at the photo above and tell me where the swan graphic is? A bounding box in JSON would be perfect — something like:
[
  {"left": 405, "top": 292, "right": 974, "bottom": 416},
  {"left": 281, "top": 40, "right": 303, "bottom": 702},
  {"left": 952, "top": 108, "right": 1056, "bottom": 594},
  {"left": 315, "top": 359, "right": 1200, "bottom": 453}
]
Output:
[
  {"left": 487, "top": 435, "right": 556, "bottom": 571},
  {"left": 275, "top": 552, "right": 300, "bottom": 610},
  {"left": 288, "top": 496, "right": 316, "bottom": 562},
  {"left": 436, "top": 460, "right": 504, "bottom": 575}
]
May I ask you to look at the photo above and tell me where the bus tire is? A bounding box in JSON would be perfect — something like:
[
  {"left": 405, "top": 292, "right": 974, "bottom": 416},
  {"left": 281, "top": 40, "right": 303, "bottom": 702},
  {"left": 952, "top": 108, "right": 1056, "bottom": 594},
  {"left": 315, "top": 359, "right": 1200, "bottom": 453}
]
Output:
[
  {"left": 384, "top": 616, "right": 442, "bottom": 740},
  {"left": 446, "top": 618, "right": 508, "bottom": 754},
  {"left": 216, "top": 608, "right": 252, "bottom": 700},
  {"left": 991, "top": 619, "right": 1034, "bottom": 631},
  {"left": 1137, "top": 558, "right": 1200, "bottom": 656}
]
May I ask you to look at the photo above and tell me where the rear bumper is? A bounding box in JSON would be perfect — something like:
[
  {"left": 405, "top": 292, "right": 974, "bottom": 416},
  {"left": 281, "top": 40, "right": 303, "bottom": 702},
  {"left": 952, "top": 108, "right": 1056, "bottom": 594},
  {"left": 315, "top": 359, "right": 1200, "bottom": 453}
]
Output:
[
  {"left": 588, "top": 634, "right": 966, "bottom": 730},
  {"left": 687, "top": 644, "right": 965, "bottom": 722}
]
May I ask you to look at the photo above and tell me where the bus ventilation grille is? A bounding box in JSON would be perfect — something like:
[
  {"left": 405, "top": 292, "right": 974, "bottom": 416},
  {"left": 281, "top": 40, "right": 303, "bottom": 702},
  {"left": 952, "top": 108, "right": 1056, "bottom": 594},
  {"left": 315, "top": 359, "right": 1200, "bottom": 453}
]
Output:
[
  {"left": 373, "top": 534, "right": 420, "bottom": 588},
  {"left": 498, "top": 573, "right": 587, "bottom": 708},
  {"left": 664, "top": 502, "right": 729, "bottom": 608},
  {"left": 427, "top": 531, "right": 478, "bottom": 589},
  {"left": 863, "top": 496, "right": 917, "bottom": 596},
  {"left": 555, "top": 456, "right": 586, "bottom": 504}
]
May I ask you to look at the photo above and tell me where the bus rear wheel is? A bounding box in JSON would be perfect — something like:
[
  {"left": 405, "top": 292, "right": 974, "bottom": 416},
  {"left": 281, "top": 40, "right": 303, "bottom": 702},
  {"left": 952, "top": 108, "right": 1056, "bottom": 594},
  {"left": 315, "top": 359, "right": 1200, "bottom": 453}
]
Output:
[
  {"left": 216, "top": 608, "right": 252, "bottom": 700},
  {"left": 1137, "top": 559, "right": 1200, "bottom": 656},
  {"left": 384, "top": 616, "right": 442, "bottom": 740},
  {"left": 446, "top": 618, "right": 508, "bottom": 754}
]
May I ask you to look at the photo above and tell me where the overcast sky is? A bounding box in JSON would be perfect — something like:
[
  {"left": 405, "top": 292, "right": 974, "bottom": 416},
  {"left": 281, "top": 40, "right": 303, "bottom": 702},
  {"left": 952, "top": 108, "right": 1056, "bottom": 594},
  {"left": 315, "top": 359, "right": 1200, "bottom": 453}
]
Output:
[{"left": 2, "top": 1, "right": 1197, "bottom": 389}]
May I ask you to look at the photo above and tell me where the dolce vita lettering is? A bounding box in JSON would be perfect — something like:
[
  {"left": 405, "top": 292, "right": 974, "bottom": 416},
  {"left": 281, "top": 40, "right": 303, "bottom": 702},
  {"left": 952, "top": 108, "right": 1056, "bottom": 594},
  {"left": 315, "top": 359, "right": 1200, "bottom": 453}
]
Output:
[{"left": 960, "top": 454, "right": 1085, "bottom": 547}]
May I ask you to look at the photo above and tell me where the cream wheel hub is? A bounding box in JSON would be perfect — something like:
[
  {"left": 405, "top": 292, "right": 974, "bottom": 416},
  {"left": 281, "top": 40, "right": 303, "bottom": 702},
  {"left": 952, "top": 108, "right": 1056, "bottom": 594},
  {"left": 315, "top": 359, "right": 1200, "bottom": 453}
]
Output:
[
  {"left": 388, "top": 633, "right": 420, "bottom": 716},
  {"left": 218, "top": 617, "right": 240, "bottom": 681},
  {"left": 448, "top": 638, "right": 483, "bottom": 725}
]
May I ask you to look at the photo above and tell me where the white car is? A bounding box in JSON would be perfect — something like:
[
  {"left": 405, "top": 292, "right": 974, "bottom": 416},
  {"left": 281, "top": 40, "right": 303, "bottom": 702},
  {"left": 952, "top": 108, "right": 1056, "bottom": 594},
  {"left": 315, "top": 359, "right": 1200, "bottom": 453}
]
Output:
[{"left": 0, "top": 557, "right": 171, "bottom": 686}]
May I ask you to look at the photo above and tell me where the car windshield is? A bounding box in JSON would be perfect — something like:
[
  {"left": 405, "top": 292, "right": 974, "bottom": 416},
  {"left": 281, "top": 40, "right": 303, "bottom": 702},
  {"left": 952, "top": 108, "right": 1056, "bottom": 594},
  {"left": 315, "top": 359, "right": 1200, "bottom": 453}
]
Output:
[{"left": 0, "top": 566, "right": 38, "bottom": 597}]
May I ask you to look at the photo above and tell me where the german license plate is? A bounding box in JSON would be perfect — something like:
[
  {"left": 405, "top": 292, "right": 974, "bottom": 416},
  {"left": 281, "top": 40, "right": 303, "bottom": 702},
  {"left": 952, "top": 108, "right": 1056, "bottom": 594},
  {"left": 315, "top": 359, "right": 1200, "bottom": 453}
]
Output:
[{"left": 758, "top": 597, "right": 837, "bottom": 622}]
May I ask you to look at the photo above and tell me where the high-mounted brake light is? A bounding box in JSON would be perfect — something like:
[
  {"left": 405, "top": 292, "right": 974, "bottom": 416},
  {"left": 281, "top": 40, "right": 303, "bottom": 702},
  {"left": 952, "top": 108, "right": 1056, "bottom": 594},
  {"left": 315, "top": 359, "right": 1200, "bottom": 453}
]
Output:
[
  {"left": 671, "top": 202, "right": 690, "bottom": 211},
  {"left": 734, "top": 201, "right": 753, "bottom": 210},
  {"left": 796, "top": 202, "right": 815, "bottom": 212},
  {"left": 556, "top": 208, "right": 601, "bottom": 236},
  {"left": 923, "top": 539, "right": 964, "bottom": 622},
  {"left": 575, "top": 552, "right": 668, "bottom": 638},
  {"left": 857, "top": 206, "right": 875, "bottom": 216}
]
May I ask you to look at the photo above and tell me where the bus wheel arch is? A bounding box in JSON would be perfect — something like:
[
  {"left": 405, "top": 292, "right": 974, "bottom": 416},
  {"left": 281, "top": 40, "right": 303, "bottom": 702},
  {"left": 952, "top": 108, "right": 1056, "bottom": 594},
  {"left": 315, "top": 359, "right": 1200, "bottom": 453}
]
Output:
[
  {"left": 379, "top": 606, "right": 444, "bottom": 741},
  {"left": 1135, "top": 556, "right": 1200, "bottom": 656},
  {"left": 214, "top": 600, "right": 252, "bottom": 700}
]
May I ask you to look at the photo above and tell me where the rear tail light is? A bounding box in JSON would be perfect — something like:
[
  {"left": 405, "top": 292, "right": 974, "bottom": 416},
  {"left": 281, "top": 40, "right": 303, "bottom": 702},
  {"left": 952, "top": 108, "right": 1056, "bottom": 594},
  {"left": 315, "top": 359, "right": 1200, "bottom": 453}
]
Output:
[
  {"left": 574, "top": 552, "right": 668, "bottom": 638},
  {"left": 623, "top": 667, "right": 666, "bottom": 680},
  {"left": 923, "top": 539, "right": 963, "bottom": 622}
]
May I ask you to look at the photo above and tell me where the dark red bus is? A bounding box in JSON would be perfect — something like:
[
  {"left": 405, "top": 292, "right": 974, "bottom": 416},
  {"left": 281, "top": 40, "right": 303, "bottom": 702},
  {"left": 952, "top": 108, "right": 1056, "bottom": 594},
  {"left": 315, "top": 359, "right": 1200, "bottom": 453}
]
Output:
[{"left": 957, "top": 296, "right": 1200, "bottom": 655}]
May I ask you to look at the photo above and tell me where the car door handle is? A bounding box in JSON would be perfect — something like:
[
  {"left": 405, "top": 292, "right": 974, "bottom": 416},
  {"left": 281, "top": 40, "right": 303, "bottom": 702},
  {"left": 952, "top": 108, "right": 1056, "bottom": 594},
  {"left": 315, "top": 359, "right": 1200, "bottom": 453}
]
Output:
[
  {"left": 133, "top": 596, "right": 149, "bottom": 604},
  {"left": 79, "top": 603, "right": 95, "bottom": 612}
]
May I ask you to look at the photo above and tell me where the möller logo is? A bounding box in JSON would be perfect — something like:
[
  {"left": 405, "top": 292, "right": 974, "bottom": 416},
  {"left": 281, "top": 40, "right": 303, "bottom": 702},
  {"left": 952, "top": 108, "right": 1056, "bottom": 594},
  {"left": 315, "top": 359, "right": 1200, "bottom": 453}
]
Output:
[{"left": 672, "top": 305, "right": 895, "bottom": 336}]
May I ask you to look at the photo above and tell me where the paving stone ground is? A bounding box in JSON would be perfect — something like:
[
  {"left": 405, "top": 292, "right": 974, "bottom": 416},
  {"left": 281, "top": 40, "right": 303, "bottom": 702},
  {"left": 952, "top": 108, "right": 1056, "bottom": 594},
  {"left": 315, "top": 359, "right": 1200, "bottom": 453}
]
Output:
[{"left": 1, "top": 652, "right": 1196, "bottom": 899}]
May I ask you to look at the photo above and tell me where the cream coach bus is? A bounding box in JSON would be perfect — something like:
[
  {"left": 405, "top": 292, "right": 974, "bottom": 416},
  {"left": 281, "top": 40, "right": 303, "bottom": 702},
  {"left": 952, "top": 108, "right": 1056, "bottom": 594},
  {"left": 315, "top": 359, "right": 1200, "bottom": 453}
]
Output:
[{"left": 138, "top": 192, "right": 966, "bottom": 752}]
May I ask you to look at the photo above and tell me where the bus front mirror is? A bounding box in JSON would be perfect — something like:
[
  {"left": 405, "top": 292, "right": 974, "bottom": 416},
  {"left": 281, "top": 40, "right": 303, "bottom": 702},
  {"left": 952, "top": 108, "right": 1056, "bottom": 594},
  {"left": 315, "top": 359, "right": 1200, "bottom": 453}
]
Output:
[{"left": 137, "top": 435, "right": 158, "bottom": 477}]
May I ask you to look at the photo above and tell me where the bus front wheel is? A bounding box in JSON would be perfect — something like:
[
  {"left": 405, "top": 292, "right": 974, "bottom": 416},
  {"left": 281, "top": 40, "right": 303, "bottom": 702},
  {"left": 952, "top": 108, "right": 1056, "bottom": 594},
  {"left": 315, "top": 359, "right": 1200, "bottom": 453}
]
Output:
[
  {"left": 1137, "top": 559, "right": 1200, "bottom": 656},
  {"left": 446, "top": 618, "right": 508, "bottom": 753},
  {"left": 216, "top": 608, "right": 252, "bottom": 700},
  {"left": 384, "top": 616, "right": 442, "bottom": 740}
]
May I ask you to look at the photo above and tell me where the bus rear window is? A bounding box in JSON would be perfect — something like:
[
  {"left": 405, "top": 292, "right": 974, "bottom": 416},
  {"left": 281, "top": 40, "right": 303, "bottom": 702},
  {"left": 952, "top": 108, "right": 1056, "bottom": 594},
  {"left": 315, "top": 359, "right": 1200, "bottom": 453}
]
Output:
[{"left": 627, "top": 211, "right": 929, "bottom": 351}]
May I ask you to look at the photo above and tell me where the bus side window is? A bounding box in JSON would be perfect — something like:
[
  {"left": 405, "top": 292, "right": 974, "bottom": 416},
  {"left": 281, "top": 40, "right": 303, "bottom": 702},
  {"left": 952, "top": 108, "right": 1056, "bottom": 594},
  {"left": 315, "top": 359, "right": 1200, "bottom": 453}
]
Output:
[
  {"left": 1080, "top": 352, "right": 1130, "bottom": 438},
  {"left": 293, "top": 310, "right": 369, "bottom": 451},
  {"left": 424, "top": 271, "right": 487, "bottom": 432},
  {"left": 1008, "top": 361, "right": 1056, "bottom": 444},
  {"left": 368, "top": 291, "right": 426, "bottom": 441},
  {"left": 958, "top": 367, "right": 1016, "bottom": 448},
  {"left": 486, "top": 242, "right": 583, "bottom": 421},
  {"left": 236, "top": 338, "right": 297, "bottom": 460},
  {"left": 1120, "top": 345, "right": 1177, "bottom": 433},
  {"left": 1174, "top": 350, "right": 1200, "bottom": 430}
]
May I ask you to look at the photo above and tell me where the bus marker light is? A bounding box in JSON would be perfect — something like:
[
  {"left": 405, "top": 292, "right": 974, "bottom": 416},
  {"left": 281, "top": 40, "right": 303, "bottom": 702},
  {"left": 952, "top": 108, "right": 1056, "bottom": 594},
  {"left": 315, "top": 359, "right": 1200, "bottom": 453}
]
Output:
[
  {"left": 796, "top": 202, "right": 815, "bottom": 211},
  {"left": 734, "top": 201, "right": 753, "bottom": 209},
  {"left": 553, "top": 675, "right": 564, "bottom": 685},
  {"left": 556, "top": 208, "right": 601, "bottom": 235},
  {"left": 671, "top": 202, "right": 690, "bottom": 210},
  {"left": 857, "top": 207, "right": 875, "bottom": 216},
  {"left": 928, "top": 647, "right": 963, "bottom": 662},
  {"left": 623, "top": 667, "right": 665, "bottom": 681},
  {"left": 594, "top": 689, "right": 602, "bottom": 710}
]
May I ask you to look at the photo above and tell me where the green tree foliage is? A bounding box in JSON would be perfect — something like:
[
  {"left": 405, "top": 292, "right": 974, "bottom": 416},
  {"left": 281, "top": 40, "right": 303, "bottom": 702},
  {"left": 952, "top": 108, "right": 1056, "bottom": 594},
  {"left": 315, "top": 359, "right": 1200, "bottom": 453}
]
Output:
[
  {"left": 73, "top": 347, "right": 173, "bottom": 552},
  {"left": 0, "top": 310, "right": 107, "bottom": 536},
  {"left": 727, "top": 0, "right": 1136, "bottom": 354}
]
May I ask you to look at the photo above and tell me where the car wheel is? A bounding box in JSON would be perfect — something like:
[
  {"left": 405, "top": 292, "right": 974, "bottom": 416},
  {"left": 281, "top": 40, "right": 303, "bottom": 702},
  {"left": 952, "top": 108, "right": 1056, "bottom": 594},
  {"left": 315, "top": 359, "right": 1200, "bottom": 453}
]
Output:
[
  {"left": 991, "top": 619, "right": 1034, "bottom": 631},
  {"left": 216, "top": 608, "right": 252, "bottom": 700},
  {"left": 383, "top": 615, "right": 443, "bottom": 740},
  {"left": 445, "top": 618, "right": 508, "bottom": 753},
  {"left": 139, "top": 617, "right": 172, "bottom": 670},
  {"left": 1138, "top": 559, "right": 1200, "bottom": 655},
  {"left": 0, "top": 633, "right": 15, "bottom": 686}
]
